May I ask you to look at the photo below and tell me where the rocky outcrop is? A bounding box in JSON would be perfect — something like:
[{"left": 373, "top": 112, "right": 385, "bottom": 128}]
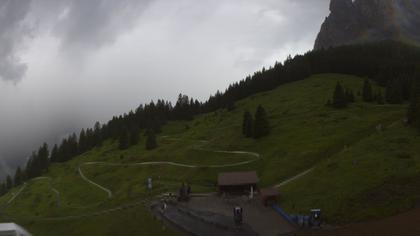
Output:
[{"left": 314, "top": 0, "right": 420, "bottom": 50}]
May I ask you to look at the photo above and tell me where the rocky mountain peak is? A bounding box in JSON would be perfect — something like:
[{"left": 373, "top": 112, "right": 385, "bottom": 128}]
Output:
[
  {"left": 314, "top": 0, "right": 420, "bottom": 50},
  {"left": 330, "top": 0, "right": 353, "bottom": 13}
]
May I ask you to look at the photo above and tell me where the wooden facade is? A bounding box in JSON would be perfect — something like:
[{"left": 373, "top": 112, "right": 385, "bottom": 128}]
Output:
[{"left": 217, "top": 171, "right": 259, "bottom": 194}]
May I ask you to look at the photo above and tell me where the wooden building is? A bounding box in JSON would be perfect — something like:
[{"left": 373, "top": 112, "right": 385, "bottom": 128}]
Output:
[
  {"left": 217, "top": 171, "right": 259, "bottom": 194},
  {"left": 260, "top": 187, "right": 280, "bottom": 206}
]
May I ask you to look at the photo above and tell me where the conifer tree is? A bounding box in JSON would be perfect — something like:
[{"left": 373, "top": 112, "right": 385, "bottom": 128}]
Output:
[
  {"left": 50, "top": 144, "right": 59, "bottom": 163},
  {"left": 376, "top": 91, "right": 385, "bottom": 105},
  {"left": 416, "top": 99, "right": 420, "bottom": 133},
  {"left": 253, "top": 105, "right": 270, "bottom": 139},
  {"left": 332, "top": 82, "right": 347, "bottom": 108},
  {"left": 408, "top": 70, "right": 420, "bottom": 132},
  {"left": 0, "top": 182, "right": 6, "bottom": 196},
  {"left": 78, "top": 129, "right": 87, "bottom": 154},
  {"left": 14, "top": 167, "right": 22, "bottom": 187},
  {"left": 93, "top": 121, "right": 103, "bottom": 147},
  {"left": 129, "top": 125, "right": 140, "bottom": 146},
  {"left": 119, "top": 127, "right": 130, "bottom": 150},
  {"left": 242, "top": 111, "right": 254, "bottom": 138},
  {"left": 362, "top": 79, "right": 374, "bottom": 102},
  {"left": 145, "top": 129, "right": 157, "bottom": 150},
  {"left": 226, "top": 99, "right": 235, "bottom": 111},
  {"left": 38, "top": 143, "right": 49, "bottom": 173},
  {"left": 385, "top": 79, "right": 403, "bottom": 104}
]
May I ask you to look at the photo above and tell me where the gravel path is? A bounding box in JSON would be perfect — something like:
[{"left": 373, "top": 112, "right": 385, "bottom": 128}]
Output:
[
  {"left": 77, "top": 136, "right": 261, "bottom": 198},
  {"left": 6, "top": 183, "right": 27, "bottom": 205},
  {"left": 274, "top": 168, "right": 314, "bottom": 188}
]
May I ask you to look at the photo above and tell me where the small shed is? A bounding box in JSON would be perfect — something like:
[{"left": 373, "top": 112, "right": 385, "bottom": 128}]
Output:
[
  {"left": 260, "top": 187, "right": 280, "bottom": 206},
  {"left": 0, "top": 223, "right": 32, "bottom": 236},
  {"left": 218, "top": 171, "right": 259, "bottom": 194}
]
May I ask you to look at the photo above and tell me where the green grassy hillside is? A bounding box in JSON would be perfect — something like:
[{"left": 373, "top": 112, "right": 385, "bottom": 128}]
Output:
[{"left": 0, "top": 74, "right": 417, "bottom": 235}]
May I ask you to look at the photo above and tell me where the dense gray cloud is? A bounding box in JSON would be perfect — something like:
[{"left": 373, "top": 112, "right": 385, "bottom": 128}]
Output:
[
  {"left": 51, "top": 0, "right": 153, "bottom": 50},
  {"left": 0, "top": 0, "right": 329, "bottom": 178},
  {"left": 0, "top": 0, "right": 153, "bottom": 82},
  {"left": 0, "top": 0, "right": 31, "bottom": 82}
]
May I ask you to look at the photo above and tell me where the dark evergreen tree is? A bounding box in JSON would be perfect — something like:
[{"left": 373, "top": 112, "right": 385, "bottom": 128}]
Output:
[
  {"left": 226, "top": 100, "right": 235, "bottom": 111},
  {"left": 408, "top": 68, "right": 420, "bottom": 132},
  {"left": 38, "top": 143, "right": 49, "bottom": 173},
  {"left": 78, "top": 129, "right": 87, "bottom": 154},
  {"left": 376, "top": 90, "right": 385, "bottom": 105},
  {"left": 14, "top": 167, "right": 23, "bottom": 186},
  {"left": 119, "top": 127, "right": 130, "bottom": 150},
  {"left": 129, "top": 125, "right": 140, "bottom": 146},
  {"left": 362, "top": 79, "right": 374, "bottom": 102},
  {"left": 70, "top": 133, "right": 79, "bottom": 155},
  {"left": 50, "top": 144, "right": 59, "bottom": 163},
  {"left": 0, "top": 182, "right": 6, "bottom": 196},
  {"left": 242, "top": 111, "right": 254, "bottom": 138},
  {"left": 145, "top": 129, "right": 157, "bottom": 150},
  {"left": 332, "top": 82, "right": 347, "bottom": 108},
  {"left": 93, "top": 121, "right": 103, "bottom": 147},
  {"left": 253, "top": 105, "right": 270, "bottom": 139},
  {"left": 416, "top": 99, "right": 420, "bottom": 133},
  {"left": 385, "top": 79, "right": 403, "bottom": 104}
]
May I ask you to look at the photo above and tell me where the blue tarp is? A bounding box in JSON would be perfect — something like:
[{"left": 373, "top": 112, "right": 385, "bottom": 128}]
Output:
[{"left": 272, "top": 204, "right": 295, "bottom": 225}]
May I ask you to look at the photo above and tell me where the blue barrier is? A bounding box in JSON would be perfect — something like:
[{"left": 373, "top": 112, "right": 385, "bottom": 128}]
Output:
[{"left": 272, "top": 204, "right": 295, "bottom": 225}]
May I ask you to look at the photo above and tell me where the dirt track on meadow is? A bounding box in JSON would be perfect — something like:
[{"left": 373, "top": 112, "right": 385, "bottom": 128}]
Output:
[{"left": 299, "top": 208, "right": 420, "bottom": 236}]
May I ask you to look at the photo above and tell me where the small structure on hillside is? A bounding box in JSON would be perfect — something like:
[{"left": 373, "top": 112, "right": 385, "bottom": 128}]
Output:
[
  {"left": 218, "top": 171, "right": 259, "bottom": 195},
  {"left": 260, "top": 187, "right": 280, "bottom": 206},
  {"left": 0, "top": 223, "right": 32, "bottom": 236}
]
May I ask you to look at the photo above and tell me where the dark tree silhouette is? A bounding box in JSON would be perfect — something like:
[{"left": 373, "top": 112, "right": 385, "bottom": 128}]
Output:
[
  {"left": 376, "top": 90, "right": 385, "bottom": 105},
  {"left": 408, "top": 67, "right": 420, "bottom": 132},
  {"left": 0, "top": 182, "right": 6, "bottom": 196},
  {"left": 14, "top": 167, "right": 23, "bottom": 187},
  {"left": 253, "top": 105, "right": 270, "bottom": 139},
  {"left": 119, "top": 127, "right": 130, "bottom": 150},
  {"left": 130, "top": 125, "right": 140, "bottom": 146},
  {"left": 145, "top": 129, "right": 157, "bottom": 150},
  {"left": 332, "top": 82, "right": 348, "bottom": 108},
  {"left": 242, "top": 111, "right": 254, "bottom": 138},
  {"left": 385, "top": 79, "right": 403, "bottom": 104},
  {"left": 362, "top": 79, "right": 374, "bottom": 102}
]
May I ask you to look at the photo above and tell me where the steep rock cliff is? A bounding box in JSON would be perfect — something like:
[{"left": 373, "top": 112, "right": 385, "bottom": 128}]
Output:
[{"left": 314, "top": 0, "right": 420, "bottom": 49}]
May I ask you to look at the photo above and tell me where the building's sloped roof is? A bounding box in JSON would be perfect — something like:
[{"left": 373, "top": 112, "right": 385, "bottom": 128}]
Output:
[
  {"left": 260, "top": 187, "right": 280, "bottom": 197},
  {"left": 217, "top": 171, "right": 259, "bottom": 186}
]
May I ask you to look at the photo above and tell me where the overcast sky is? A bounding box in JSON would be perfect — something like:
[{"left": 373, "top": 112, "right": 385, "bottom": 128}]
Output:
[{"left": 0, "top": 0, "right": 329, "bottom": 175}]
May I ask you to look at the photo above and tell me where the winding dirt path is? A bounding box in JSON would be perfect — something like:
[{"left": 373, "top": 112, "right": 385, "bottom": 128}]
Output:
[
  {"left": 5, "top": 183, "right": 27, "bottom": 205},
  {"left": 1, "top": 136, "right": 309, "bottom": 221},
  {"left": 274, "top": 168, "right": 314, "bottom": 188},
  {"left": 77, "top": 137, "right": 261, "bottom": 198}
]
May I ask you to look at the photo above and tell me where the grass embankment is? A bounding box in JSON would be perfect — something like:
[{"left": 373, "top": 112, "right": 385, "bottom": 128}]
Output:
[{"left": 0, "top": 74, "right": 414, "bottom": 234}]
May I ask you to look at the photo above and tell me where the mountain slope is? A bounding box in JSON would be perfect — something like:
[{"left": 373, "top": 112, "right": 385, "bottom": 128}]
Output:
[{"left": 0, "top": 74, "right": 413, "bottom": 235}]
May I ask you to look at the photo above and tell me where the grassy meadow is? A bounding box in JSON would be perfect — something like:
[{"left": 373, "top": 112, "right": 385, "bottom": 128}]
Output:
[{"left": 1, "top": 73, "right": 417, "bottom": 235}]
